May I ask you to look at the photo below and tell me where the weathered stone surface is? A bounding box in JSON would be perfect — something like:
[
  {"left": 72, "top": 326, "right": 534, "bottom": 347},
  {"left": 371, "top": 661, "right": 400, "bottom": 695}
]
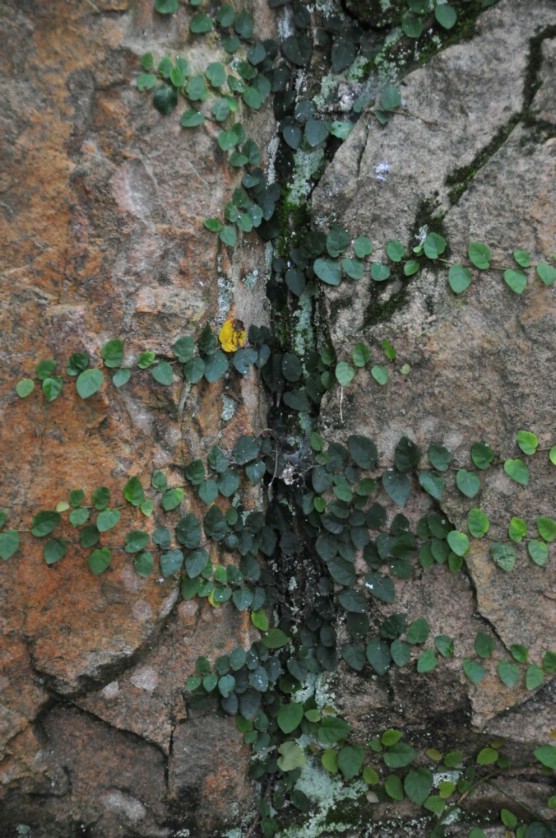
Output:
[
  {"left": 314, "top": 0, "right": 556, "bottom": 766},
  {"left": 0, "top": 0, "right": 274, "bottom": 831}
]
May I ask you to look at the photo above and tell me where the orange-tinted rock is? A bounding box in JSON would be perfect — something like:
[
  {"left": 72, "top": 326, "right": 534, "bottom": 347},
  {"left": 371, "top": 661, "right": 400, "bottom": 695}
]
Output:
[{"left": 0, "top": 0, "right": 275, "bottom": 830}]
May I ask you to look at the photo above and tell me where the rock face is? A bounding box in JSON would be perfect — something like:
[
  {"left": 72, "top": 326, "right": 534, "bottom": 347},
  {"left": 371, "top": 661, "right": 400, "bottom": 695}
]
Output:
[
  {"left": 0, "top": 0, "right": 273, "bottom": 834},
  {"left": 1, "top": 0, "right": 555, "bottom": 834},
  {"left": 313, "top": 0, "right": 555, "bottom": 809}
]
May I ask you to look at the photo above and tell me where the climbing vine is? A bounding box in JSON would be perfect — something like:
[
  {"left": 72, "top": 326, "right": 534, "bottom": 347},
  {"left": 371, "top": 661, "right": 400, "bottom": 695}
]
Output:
[{"left": 3, "top": 0, "right": 556, "bottom": 836}]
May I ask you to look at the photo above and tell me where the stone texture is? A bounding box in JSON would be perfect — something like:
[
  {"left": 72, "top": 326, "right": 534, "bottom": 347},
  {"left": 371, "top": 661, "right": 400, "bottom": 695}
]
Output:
[
  {"left": 0, "top": 0, "right": 274, "bottom": 832},
  {"left": 314, "top": 0, "right": 556, "bottom": 757}
]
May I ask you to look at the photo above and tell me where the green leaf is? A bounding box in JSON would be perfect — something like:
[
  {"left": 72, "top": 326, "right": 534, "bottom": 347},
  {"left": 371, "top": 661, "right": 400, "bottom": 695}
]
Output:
[
  {"left": 341, "top": 258, "right": 364, "bottom": 280},
  {"left": 476, "top": 747, "right": 499, "bottom": 765},
  {"left": 537, "top": 516, "right": 556, "bottom": 542},
  {"left": 42, "top": 376, "right": 63, "bottom": 401},
  {"left": 102, "top": 339, "right": 124, "bottom": 368},
  {"left": 448, "top": 263, "right": 472, "bottom": 294},
  {"left": 352, "top": 342, "right": 371, "bottom": 368},
  {"left": 491, "top": 541, "right": 516, "bottom": 572},
  {"left": 125, "top": 530, "right": 149, "bottom": 553},
  {"left": 381, "top": 729, "right": 401, "bottom": 747},
  {"left": 471, "top": 442, "right": 494, "bottom": 470},
  {"left": 390, "top": 639, "right": 411, "bottom": 666},
  {"left": 403, "top": 259, "right": 420, "bottom": 276},
  {"left": 386, "top": 239, "right": 405, "bottom": 262},
  {"left": 162, "top": 487, "right": 184, "bottom": 511},
  {"left": 112, "top": 368, "right": 131, "bottom": 388},
  {"left": 138, "top": 351, "right": 156, "bottom": 369},
  {"left": 380, "top": 83, "right": 401, "bottom": 111},
  {"left": 155, "top": 0, "right": 178, "bottom": 12},
  {"left": 371, "top": 365, "right": 388, "bottom": 385},
  {"left": 467, "top": 507, "right": 489, "bottom": 537},
  {"left": 516, "top": 429, "right": 538, "bottom": 455},
  {"left": 185, "top": 548, "right": 209, "bottom": 579},
  {"left": 92, "top": 487, "right": 110, "bottom": 510},
  {"left": 534, "top": 744, "right": 556, "bottom": 770},
  {"left": 181, "top": 109, "right": 205, "bottom": 128},
  {"left": 220, "top": 226, "right": 237, "bottom": 248},
  {"left": 314, "top": 258, "right": 342, "bottom": 286},
  {"left": 468, "top": 241, "right": 492, "bottom": 269},
  {"left": 423, "top": 232, "right": 446, "bottom": 259},
  {"left": 503, "top": 268, "right": 527, "bottom": 293},
  {"left": 305, "top": 118, "right": 329, "bottom": 147},
  {"left": 528, "top": 540, "right": 549, "bottom": 566},
  {"left": 510, "top": 643, "right": 529, "bottom": 663},
  {"left": 536, "top": 262, "right": 556, "bottom": 286},
  {"left": 382, "top": 470, "right": 411, "bottom": 507},
  {"left": 124, "top": 476, "right": 145, "bottom": 507},
  {"left": 508, "top": 516, "right": 527, "bottom": 542},
  {"left": 76, "top": 368, "right": 104, "bottom": 399},
  {"left": 190, "top": 11, "right": 213, "bottom": 33},
  {"left": 0, "top": 530, "right": 20, "bottom": 561},
  {"left": 418, "top": 471, "right": 444, "bottom": 500},
  {"left": 497, "top": 660, "right": 520, "bottom": 688},
  {"left": 463, "top": 658, "right": 485, "bottom": 685},
  {"left": 525, "top": 664, "right": 544, "bottom": 690},
  {"left": 447, "top": 530, "right": 469, "bottom": 557},
  {"left": 277, "top": 703, "right": 304, "bottom": 734},
  {"left": 404, "top": 767, "right": 434, "bottom": 804},
  {"left": 428, "top": 443, "right": 452, "bottom": 472},
  {"left": 96, "top": 508, "right": 121, "bottom": 532},
  {"left": 417, "top": 649, "right": 437, "bottom": 673},
  {"left": 513, "top": 249, "right": 531, "bottom": 267},
  {"left": 366, "top": 638, "right": 391, "bottom": 675},
  {"left": 31, "top": 511, "right": 60, "bottom": 537},
  {"left": 151, "top": 361, "right": 174, "bottom": 386},
  {"left": 277, "top": 741, "right": 306, "bottom": 772},
  {"left": 370, "top": 262, "right": 390, "bottom": 282},
  {"left": 384, "top": 742, "right": 417, "bottom": 769},
  {"left": 16, "top": 379, "right": 35, "bottom": 398},
  {"left": 435, "top": 4, "right": 457, "bottom": 28},
  {"left": 353, "top": 236, "right": 372, "bottom": 258},
  {"left": 394, "top": 436, "right": 420, "bottom": 473},
  {"left": 503, "top": 458, "right": 529, "bottom": 486},
  {"left": 262, "top": 628, "right": 289, "bottom": 649},
  {"left": 318, "top": 716, "right": 351, "bottom": 745},
  {"left": 185, "top": 75, "right": 207, "bottom": 102},
  {"left": 335, "top": 362, "right": 355, "bottom": 386},
  {"left": 43, "top": 538, "right": 67, "bottom": 565},
  {"left": 88, "top": 547, "right": 111, "bottom": 575},
  {"left": 338, "top": 744, "right": 364, "bottom": 781},
  {"left": 348, "top": 434, "right": 378, "bottom": 469},
  {"left": 384, "top": 774, "right": 404, "bottom": 800},
  {"left": 160, "top": 548, "right": 184, "bottom": 577},
  {"left": 406, "top": 617, "right": 429, "bottom": 645},
  {"left": 35, "top": 359, "right": 57, "bottom": 380},
  {"left": 456, "top": 469, "right": 481, "bottom": 498},
  {"left": 474, "top": 632, "right": 494, "bottom": 659},
  {"left": 134, "top": 551, "right": 154, "bottom": 577},
  {"left": 365, "top": 571, "right": 394, "bottom": 604},
  {"left": 435, "top": 635, "right": 454, "bottom": 658}
]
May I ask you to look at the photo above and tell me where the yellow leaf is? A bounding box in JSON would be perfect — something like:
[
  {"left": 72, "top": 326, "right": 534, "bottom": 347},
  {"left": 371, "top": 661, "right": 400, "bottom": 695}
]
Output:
[
  {"left": 218, "top": 319, "right": 247, "bottom": 353},
  {"left": 208, "top": 590, "right": 221, "bottom": 608}
]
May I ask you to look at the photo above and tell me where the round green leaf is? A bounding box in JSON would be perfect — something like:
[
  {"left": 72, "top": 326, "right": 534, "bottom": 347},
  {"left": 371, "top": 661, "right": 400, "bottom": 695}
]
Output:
[
  {"left": 335, "top": 362, "right": 355, "bottom": 386},
  {"left": 467, "top": 508, "right": 489, "bottom": 538},
  {"left": 404, "top": 767, "right": 434, "bottom": 804},
  {"left": 96, "top": 508, "right": 121, "bottom": 532},
  {"left": 435, "top": 4, "right": 457, "bottom": 29},
  {"left": 416, "top": 650, "right": 437, "bottom": 673},
  {"left": 134, "top": 551, "right": 154, "bottom": 577},
  {"left": 88, "top": 547, "right": 111, "bottom": 575},
  {"left": 463, "top": 658, "right": 485, "bottom": 685},
  {"left": 497, "top": 660, "right": 520, "bottom": 688},
  {"left": 536, "top": 262, "right": 556, "bottom": 286},
  {"left": 503, "top": 458, "right": 529, "bottom": 486},
  {"left": 16, "top": 379, "right": 35, "bottom": 398},
  {"left": 491, "top": 541, "right": 516, "bottom": 572},
  {"left": 314, "top": 258, "right": 342, "bottom": 286},
  {"left": 537, "top": 516, "right": 556, "bottom": 542},
  {"left": 447, "top": 530, "right": 469, "bottom": 557},
  {"left": 528, "top": 540, "right": 548, "bottom": 566},
  {"left": 448, "top": 263, "right": 472, "bottom": 294},
  {"left": 31, "top": 511, "right": 60, "bottom": 538},
  {"left": 76, "top": 368, "right": 104, "bottom": 399},
  {"left": 124, "top": 530, "right": 149, "bottom": 553},
  {"left": 503, "top": 268, "right": 527, "bottom": 293},
  {"left": 101, "top": 339, "right": 124, "bottom": 368},
  {"left": 0, "top": 530, "right": 20, "bottom": 561},
  {"left": 371, "top": 262, "right": 390, "bottom": 282},
  {"left": 353, "top": 236, "right": 372, "bottom": 258},
  {"left": 151, "top": 361, "right": 173, "bottom": 386},
  {"left": 468, "top": 241, "right": 492, "bottom": 269},
  {"left": 277, "top": 703, "right": 304, "bottom": 735},
  {"left": 456, "top": 469, "right": 481, "bottom": 498}
]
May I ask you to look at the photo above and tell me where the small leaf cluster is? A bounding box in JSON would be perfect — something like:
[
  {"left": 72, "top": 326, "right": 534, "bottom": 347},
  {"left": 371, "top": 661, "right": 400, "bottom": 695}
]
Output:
[
  {"left": 448, "top": 243, "right": 556, "bottom": 295},
  {"left": 463, "top": 638, "right": 555, "bottom": 692},
  {"left": 400, "top": 0, "right": 459, "bottom": 39}
]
